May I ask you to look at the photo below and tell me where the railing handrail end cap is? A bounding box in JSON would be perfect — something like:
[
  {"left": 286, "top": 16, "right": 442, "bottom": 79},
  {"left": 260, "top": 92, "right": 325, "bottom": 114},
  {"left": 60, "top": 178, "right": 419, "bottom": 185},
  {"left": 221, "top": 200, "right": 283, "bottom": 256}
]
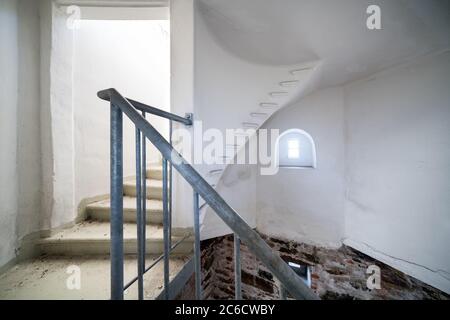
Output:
[{"left": 97, "top": 88, "right": 117, "bottom": 101}]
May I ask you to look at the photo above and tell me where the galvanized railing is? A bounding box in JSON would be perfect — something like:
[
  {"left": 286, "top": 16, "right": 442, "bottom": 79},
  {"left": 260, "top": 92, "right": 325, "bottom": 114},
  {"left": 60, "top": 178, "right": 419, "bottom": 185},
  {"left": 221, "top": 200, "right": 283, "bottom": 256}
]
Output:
[{"left": 98, "top": 88, "right": 319, "bottom": 300}]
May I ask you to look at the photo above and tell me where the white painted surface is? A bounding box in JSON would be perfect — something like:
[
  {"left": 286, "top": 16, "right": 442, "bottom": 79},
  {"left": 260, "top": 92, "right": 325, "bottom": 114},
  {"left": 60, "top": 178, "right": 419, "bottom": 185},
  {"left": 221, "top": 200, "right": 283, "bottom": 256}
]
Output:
[
  {"left": 170, "top": 0, "right": 195, "bottom": 229},
  {"left": 194, "top": 3, "right": 318, "bottom": 238},
  {"left": 0, "top": 0, "right": 42, "bottom": 268},
  {"left": 255, "top": 52, "right": 450, "bottom": 293},
  {"left": 194, "top": 3, "right": 317, "bottom": 136},
  {"left": 16, "top": 0, "right": 42, "bottom": 244},
  {"left": 256, "top": 88, "right": 346, "bottom": 248},
  {"left": 39, "top": 0, "right": 54, "bottom": 234},
  {"left": 0, "top": 0, "right": 447, "bottom": 296},
  {"left": 0, "top": 1, "right": 173, "bottom": 268},
  {"left": 201, "top": 147, "right": 258, "bottom": 240},
  {"left": 198, "top": 0, "right": 450, "bottom": 88},
  {"left": 343, "top": 51, "right": 450, "bottom": 293},
  {"left": 0, "top": 0, "right": 19, "bottom": 268},
  {"left": 73, "top": 19, "right": 170, "bottom": 209},
  {"left": 80, "top": 6, "right": 168, "bottom": 20},
  {"left": 46, "top": 4, "right": 76, "bottom": 229},
  {"left": 195, "top": 0, "right": 450, "bottom": 292}
]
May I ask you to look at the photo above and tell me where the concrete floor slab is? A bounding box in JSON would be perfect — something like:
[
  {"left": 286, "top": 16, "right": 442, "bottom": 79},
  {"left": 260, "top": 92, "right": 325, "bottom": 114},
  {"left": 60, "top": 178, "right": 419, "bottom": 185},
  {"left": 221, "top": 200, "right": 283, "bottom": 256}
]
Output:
[{"left": 0, "top": 255, "right": 189, "bottom": 300}]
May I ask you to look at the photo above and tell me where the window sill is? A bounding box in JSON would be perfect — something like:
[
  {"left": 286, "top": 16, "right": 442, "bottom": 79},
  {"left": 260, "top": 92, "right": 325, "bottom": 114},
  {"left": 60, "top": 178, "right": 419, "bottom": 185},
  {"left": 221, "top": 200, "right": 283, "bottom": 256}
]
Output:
[{"left": 278, "top": 166, "right": 315, "bottom": 170}]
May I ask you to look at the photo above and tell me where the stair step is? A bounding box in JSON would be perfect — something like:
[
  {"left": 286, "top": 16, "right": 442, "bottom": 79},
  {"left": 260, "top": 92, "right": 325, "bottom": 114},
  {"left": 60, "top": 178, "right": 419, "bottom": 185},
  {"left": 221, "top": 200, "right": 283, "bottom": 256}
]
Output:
[
  {"left": 146, "top": 165, "right": 163, "bottom": 180},
  {"left": 250, "top": 112, "right": 268, "bottom": 118},
  {"left": 208, "top": 169, "right": 223, "bottom": 176},
  {"left": 279, "top": 80, "right": 299, "bottom": 87},
  {"left": 0, "top": 255, "right": 190, "bottom": 300},
  {"left": 124, "top": 178, "right": 163, "bottom": 200},
  {"left": 242, "top": 122, "right": 259, "bottom": 128},
  {"left": 38, "top": 221, "right": 192, "bottom": 256},
  {"left": 269, "top": 91, "right": 288, "bottom": 97},
  {"left": 259, "top": 102, "right": 279, "bottom": 108},
  {"left": 86, "top": 196, "right": 163, "bottom": 224}
]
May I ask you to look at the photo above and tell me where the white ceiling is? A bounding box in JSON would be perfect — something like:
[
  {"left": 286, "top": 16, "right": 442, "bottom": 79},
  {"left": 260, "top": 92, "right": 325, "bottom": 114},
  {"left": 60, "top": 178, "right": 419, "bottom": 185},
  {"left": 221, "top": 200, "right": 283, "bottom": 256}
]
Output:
[{"left": 197, "top": 0, "right": 450, "bottom": 87}]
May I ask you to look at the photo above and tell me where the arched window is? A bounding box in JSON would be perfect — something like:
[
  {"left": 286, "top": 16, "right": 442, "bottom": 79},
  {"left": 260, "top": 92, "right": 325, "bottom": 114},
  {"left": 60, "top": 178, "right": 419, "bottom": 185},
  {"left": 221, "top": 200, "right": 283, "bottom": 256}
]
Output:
[{"left": 276, "top": 129, "right": 317, "bottom": 168}]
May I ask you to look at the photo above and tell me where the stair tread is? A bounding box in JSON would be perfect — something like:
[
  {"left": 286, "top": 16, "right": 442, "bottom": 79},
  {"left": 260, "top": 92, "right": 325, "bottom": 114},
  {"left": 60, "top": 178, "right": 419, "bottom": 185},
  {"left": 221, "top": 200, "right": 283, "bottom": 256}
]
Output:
[
  {"left": 39, "top": 221, "right": 185, "bottom": 243},
  {"left": 87, "top": 196, "right": 163, "bottom": 212},
  {"left": 123, "top": 178, "right": 162, "bottom": 188},
  {"left": 146, "top": 166, "right": 163, "bottom": 180},
  {"left": 147, "top": 165, "right": 162, "bottom": 171}
]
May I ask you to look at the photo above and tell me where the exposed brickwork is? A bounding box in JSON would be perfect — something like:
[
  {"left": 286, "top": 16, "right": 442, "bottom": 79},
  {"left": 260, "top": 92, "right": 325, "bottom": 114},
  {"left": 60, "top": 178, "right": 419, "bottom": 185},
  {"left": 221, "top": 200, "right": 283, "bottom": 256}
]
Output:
[
  {"left": 200, "top": 237, "right": 223, "bottom": 299},
  {"left": 175, "top": 274, "right": 196, "bottom": 300},
  {"left": 176, "top": 236, "right": 223, "bottom": 300},
  {"left": 184, "top": 232, "right": 449, "bottom": 300}
]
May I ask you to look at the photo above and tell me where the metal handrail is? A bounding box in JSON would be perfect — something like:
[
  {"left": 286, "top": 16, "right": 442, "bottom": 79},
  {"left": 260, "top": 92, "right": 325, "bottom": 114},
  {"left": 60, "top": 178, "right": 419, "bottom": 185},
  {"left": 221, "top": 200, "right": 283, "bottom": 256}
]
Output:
[
  {"left": 199, "top": 202, "right": 208, "bottom": 211},
  {"left": 100, "top": 88, "right": 319, "bottom": 300},
  {"left": 98, "top": 90, "right": 193, "bottom": 126}
]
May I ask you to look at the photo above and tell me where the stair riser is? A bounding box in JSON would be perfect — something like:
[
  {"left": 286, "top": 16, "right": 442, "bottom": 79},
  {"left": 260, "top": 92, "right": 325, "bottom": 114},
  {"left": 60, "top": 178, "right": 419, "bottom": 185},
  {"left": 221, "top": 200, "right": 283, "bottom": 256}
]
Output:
[
  {"left": 87, "top": 208, "right": 163, "bottom": 225},
  {"left": 39, "top": 240, "right": 192, "bottom": 256},
  {"left": 124, "top": 185, "right": 163, "bottom": 200},
  {"left": 147, "top": 169, "right": 162, "bottom": 180}
]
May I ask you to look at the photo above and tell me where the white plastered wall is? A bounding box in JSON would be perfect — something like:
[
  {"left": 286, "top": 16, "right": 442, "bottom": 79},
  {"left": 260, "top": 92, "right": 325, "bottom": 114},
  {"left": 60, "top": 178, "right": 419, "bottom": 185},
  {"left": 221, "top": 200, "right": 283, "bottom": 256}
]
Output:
[
  {"left": 343, "top": 51, "right": 450, "bottom": 294},
  {"left": 0, "top": 0, "right": 20, "bottom": 268},
  {"left": 45, "top": 3, "right": 76, "bottom": 229},
  {"left": 41, "top": 4, "right": 171, "bottom": 230},
  {"left": 193, "top": 2, "right": 320, "bottom": 239},
  {"left": 1, "top": 1, "right": 174, "bottom": 269},
  {"left": 255, "top": 51, "right": 450, "bottom": 293},
  {"left": 0, "top": 0, "right": 42, "bottom": 268},
  {"left": 256, "top": 87, "right": 346, "bottom": 248},
  {"left": 16, "top": 0, "right": 42, "bottom": 244},
  {"left": 170, "top": 0, "right": 195, "bottom": 229}
]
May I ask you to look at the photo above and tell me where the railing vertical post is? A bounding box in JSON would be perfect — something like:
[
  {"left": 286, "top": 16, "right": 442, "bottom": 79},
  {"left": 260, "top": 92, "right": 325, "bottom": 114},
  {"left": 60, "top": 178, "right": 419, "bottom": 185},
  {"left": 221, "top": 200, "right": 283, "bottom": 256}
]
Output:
[
  {"left": 169, "top": 120, "right": 173, "bottom": 245},
  {"left": 110, "top": 101, "right": 124, "bottom": 300},
  {"left": 193, "top": 192, "right": 202, "bottom": 299},
  {"left": 163, "top": 158, "right": 170, "bottom": 299},
  {"left": 99, "top": 89, "right": 319, "bottom": 300},
  {"left": 141, "top": 112, "right": 147, "bottom": 269},
  {"left": 135, "top": 127, "right": 144, "bottom": 300},
  {"left": 234, "top": 233, "right": 242, "bottom": 300}
]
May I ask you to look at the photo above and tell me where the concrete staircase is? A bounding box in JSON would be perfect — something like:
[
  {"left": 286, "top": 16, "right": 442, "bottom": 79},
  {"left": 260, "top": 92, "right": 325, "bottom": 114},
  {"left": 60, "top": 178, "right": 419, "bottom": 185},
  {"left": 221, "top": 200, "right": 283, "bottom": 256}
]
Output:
[
  {"left": 38, "top": 166, "right": 193, "bottom": 256},
  {"left": 0, "top": 166, "right": 193, "bottom": 300}
]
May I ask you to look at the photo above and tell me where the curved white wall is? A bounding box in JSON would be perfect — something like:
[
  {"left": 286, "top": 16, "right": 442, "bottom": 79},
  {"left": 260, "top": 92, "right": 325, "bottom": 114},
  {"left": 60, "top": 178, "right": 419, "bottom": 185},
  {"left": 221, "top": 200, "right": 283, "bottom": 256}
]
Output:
[
  {"left": 343, "top": 51, "right": 450, "bottom": 294},
  {"left": 257, "top": 87, "right": 346, "bottom": 248},
  {"left": 193, "top": 2, "right": 319, "bottom": 238},
  {"left": 197, "top": 14, "right": 450, "bottom": 288},
  {"left": 0, "top": 0, "right": 19, "bottom": 268},
  {"left": 0, "top": 0, "right": 42, "bottom": 268},
  {"left": 255, "top": 51, "right": 450, "bottom": 293}
]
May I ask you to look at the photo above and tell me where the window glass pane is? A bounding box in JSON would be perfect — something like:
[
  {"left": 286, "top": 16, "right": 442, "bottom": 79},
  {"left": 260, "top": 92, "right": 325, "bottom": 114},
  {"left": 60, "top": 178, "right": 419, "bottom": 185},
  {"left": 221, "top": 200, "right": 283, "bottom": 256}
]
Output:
[
  {"left": 288, "top": 148, "right": 300, "bottom": 159},
  {"left": 287, "top": 139, "right": 300, "bottom": 159},
  {"left": 278, "top": 130, "right": 316, "bottom": 168},
  {"left": 288, "top": 139, "right": 299, "bottom": 150}
]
